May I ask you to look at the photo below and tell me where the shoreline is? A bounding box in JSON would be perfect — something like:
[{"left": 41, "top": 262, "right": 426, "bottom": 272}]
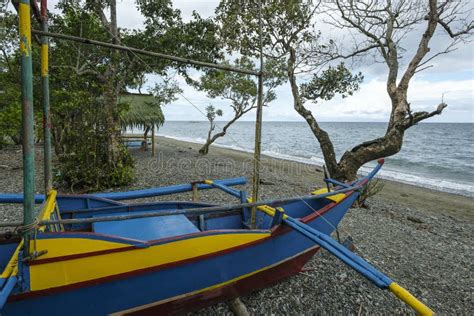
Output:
[
  {"left": 156, "top": 135, "right": 473, "bottom": 223},
  {"left": 155, "top": 133, "right": 474, "bottom": 197},
  {"left": 154, "top": 121, "right": 474, "bottom": 198}
]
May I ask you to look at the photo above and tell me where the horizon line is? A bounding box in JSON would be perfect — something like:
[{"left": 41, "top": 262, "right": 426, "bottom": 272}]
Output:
[{"left": 162, "top": 120, "right": 473, "bottom": 124}]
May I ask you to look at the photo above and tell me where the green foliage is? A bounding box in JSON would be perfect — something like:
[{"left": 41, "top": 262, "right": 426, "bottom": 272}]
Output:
[
  {"left": 356, "top": 178, "right": 385, "bottom": 208},
  {"left": 150, "top": 80, "right": 182, "bottom": 106},
  {"left": 0, "top": 12, "right": 44, "bottom": 147},
  {"left": 0, "top": 102, "right": 22, "bottom": 147},
  {"left": 197, "top": 57, "right": 258, "bottom": 112},
  {"left": 1, "top": 0, "right": 223, "bottom": 189},
  {"left": 0, "top": 13, "right": 21, "bottom": 147},
  {"left": 48, "top": 0, "right": 221, "bottom": 191},
  {"left": 216, "top": 0, "right": 318, "bottom": 58},
  {"left": 205, "top": 105, "right": 223, "bottom": 124},
  {"left": 0, "top": 63, "right": 21, "bottom": 147},
  {"left": 301, "top": 63, "right": 364, "bottom": 103},
  {"left": 53, "top": 95, "right": 134, "bottom": 192},
  {"left": 195, "top": 57, "right": 286, "bottom": 114},
  {"left": 56, "top": 136, "right": 134, "bottom": 193},
  {"left": 194, "top": 55, "right": 286, "bottom": 155},
  {"left": 133, "top": 2, "right": 223, "bottom": 77}
]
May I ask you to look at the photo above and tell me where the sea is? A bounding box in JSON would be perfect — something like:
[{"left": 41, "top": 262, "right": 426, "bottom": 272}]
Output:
[{"left": 156, "top": 121, "right": 474, "bottom": 197}]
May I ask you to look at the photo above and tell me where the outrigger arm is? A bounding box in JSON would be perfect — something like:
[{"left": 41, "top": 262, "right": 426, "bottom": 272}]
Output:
[
  {"left": 279, "top": 212, "right": 434, "bottom": 315},
  {"left": 206, "top": 161, "right": 434, "bottom": 315},
  {"left": 256, "top": 189, "right": 433, "bottom": 313}
]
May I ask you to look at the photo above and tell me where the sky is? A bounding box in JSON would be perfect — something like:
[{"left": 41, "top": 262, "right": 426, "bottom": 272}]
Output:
[{"left": 8, "top": 0, "right": 474, "bottom": 123}]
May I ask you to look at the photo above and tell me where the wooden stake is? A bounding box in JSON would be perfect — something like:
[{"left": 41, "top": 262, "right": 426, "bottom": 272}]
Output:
[
  {"left": 192, "top": 183, "right": 199, "bottom": 202},
  {"left": 151, "top": 124, "right": 155, "bottom": 157},
  {"left": 228, "top": 297, "right": 249, "bottom": 316}
]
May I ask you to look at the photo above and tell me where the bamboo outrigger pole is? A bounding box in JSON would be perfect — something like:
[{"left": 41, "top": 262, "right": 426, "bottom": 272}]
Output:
[
  {"left": 41, "top": 0, "right": 52, "bottom": 193},
  {"left": 250, "top": 0, "right": 264, "bottom": 228},
  {"left": 31, "top": 30, "right": 259, "bottom": 76},
  {"left": 18, "top": 0, "right": 35, "bottom": 256}
]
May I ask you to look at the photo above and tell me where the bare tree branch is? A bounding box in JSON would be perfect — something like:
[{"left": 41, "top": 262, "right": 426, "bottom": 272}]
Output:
[
  {"left": 317, "top": 0, "right": 472, "bottom": 180},
  {"left": 403, "top": 103, "right": 447, "bottom": 129},
  {"left": 1, "top": 47, "right": 13, "bottom": 73},
  {"left": 398, "top": 1, "right": 440, "bottom": 92}
]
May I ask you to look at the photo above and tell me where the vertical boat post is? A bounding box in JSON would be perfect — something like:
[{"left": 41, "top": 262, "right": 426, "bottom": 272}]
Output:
[
  {"left": 250, "top": 0, "right": 264, "bottom": 228},
  {"left": 151, "top": 124, "right": 155, "bottom": 157},
  {"left": 41, "top": 0, "right": 52, "bottom": 193},
  {"left": 18, "top": 0, "right": 35, "bottom": 256}
]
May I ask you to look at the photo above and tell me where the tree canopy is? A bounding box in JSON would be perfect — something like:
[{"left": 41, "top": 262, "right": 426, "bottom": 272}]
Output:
[
  {"left": 1, "top": 0, "right": 225, "bottom": 191},
  {"left": 216, "top": 0, "right": 473, "bottom": 180},
  {"left": 3, "top": 0, "right": 472, "bottom": 187}
]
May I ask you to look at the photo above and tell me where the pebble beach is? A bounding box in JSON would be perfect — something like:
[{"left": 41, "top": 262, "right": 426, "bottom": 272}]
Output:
[{"left": 0, "top": 136, "right": 472, "bottom": 314}]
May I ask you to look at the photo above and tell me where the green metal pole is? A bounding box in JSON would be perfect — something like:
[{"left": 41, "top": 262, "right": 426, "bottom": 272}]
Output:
[
  {"left": 18, "top": 0, "right": 35, "bottom": 256},
  {"left": 41, "top": 0, "right": 52, "bottom": 193}
]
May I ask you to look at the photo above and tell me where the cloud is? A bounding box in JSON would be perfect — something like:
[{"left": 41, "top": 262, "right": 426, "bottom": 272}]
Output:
[
  {"left": 313, "top": 78, "right": 473, "bottom": 122},
  {"left": 163, "top": 0, "right": 473, "bottom": 123},
  {"left": 9, "top": 0, "right": 471, "bottom": 122},
  {"left": 160, "top": 75, "right": 473, "bottom": 123}
]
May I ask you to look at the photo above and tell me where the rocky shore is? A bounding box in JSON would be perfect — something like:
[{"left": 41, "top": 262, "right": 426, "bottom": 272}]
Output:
[{"left": 0, "top": 137, "right": 472, "bottom": 314}]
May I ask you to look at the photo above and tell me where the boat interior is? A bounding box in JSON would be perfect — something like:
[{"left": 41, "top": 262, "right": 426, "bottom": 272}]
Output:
[
  {"left": 0, "top": 186, "right": 339, "bottom": 271},
  {"left": 63, "top": 197, "right": 334, "bottom": 235}
]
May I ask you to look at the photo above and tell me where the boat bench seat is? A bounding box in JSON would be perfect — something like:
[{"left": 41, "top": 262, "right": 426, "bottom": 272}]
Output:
[{"left": 92, "top": 212, "right": 200, "bottom": 241}]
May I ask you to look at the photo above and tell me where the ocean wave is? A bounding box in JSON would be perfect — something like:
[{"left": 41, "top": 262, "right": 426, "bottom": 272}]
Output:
[
  {"left": 158, "top": 134, "right": 473, "bottom": 197},
  {"left": 359, "top": 165, "right": 474, "bottom": 197},
  {"left": 157, "top": 134, "right": 208, "bottom": 145}
]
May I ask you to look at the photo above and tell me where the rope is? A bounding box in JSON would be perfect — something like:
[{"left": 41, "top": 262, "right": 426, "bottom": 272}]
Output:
[{"left": 14, "top": 217, "right": 39, "bottom": 234}]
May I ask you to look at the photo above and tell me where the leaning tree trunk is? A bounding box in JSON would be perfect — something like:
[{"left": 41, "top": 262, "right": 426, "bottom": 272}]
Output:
[
  {"left": 287, "top": 43, "right": 446, "bottom": 181},
  {"left": 198, "top": 110, "right": 248, "bottom": 155},
  {"left": 199, "top": 123, "right": 215, "bottom": 155},
  {"left": 287, "top": 47, "right": 339, "bottom": 177},
  {"left": 199, "top": 129, "right": 224, "bottom": 155},
  {"left": 199, "top": 142, "right": 211, "bottom": 155},
  {"left": 333, "top": 128, "right": 405, "bottom": 180},
  {"left": 333, "top": 98, "right": 446, "bottom": 181}
]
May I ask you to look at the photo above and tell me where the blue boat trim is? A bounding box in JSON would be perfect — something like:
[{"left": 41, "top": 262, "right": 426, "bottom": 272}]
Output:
[{"left": 0, "top": 177, "right": 247, "bottom": 204}]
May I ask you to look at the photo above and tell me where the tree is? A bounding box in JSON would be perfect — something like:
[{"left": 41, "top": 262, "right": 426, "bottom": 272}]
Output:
[
  {"left": 45, "top": 1, "right": 138, "bottom": 190},
  {"left": 217, "top": 0, "right": 361, "bottom": 178},
  {"left": 42, "top": 0, "right": 222, "bottom": 190},
  {"left": 0, "top": 11, "right": 44, "bottom": 147},
  {"left": 318, "top": 0, "right": 473, "bottom": 180},
  {"left": 194, "top": 57, "right": 285, "bottom": 155},
  {"left": 202, "top": 105, "right": 223, "bottom": 154},
  {"left": 0, "top": 12, "right": 22, "bottom": 147},
  {"left": 217, "top": 0, "right": 473, "bottom": 181}
]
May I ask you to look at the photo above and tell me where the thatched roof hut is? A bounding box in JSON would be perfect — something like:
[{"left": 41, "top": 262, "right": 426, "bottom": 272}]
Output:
[
  {"left": 119, "top": 93, "right": 165, "bottom": 130},
  {"left": 119, "top": 93, "right": 164, "bottom": 156}
]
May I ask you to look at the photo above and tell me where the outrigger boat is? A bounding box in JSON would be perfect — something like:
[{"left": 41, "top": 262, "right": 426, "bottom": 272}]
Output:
[
  {"left": 0, "top": 160, "right": 433, "bottom": 315},
  {"left": 1, "top": 1, "right": 434, "bottom": 314}
]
